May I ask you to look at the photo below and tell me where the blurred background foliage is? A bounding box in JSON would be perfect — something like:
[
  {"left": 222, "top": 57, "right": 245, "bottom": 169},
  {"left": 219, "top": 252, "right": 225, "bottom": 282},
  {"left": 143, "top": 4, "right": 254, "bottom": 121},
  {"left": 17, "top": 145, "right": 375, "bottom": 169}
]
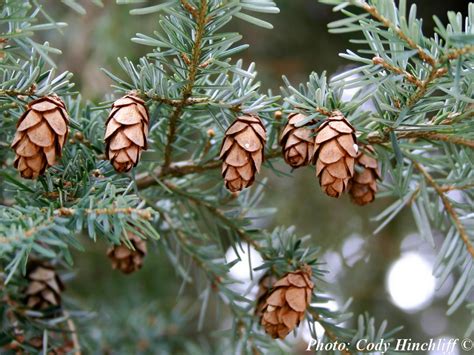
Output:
[{"left": 37, "top": 0, "right": 471, "bottom": 352}]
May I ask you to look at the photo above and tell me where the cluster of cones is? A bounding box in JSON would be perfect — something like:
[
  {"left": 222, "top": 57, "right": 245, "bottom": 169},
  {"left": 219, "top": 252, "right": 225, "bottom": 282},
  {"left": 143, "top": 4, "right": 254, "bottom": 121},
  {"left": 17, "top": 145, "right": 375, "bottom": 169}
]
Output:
[
  {"left": 280, "top": 111, "right": 380, "bottom": 205},
  {"left": 11, "top": 93, "right": 150, "bottom": 179},
  {"left": 10, "top": 94, "right": 379, "bottom": 205},
  {"left": 219, "top": 111, "right": 380, "bottom": 205}
]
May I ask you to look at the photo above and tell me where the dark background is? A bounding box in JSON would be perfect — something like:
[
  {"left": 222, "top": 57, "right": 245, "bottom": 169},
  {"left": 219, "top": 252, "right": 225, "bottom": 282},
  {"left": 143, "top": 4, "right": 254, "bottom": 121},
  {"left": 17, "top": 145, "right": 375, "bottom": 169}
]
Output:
[{"left": 42, "top": 0, "right": 471, "bottom": 352}]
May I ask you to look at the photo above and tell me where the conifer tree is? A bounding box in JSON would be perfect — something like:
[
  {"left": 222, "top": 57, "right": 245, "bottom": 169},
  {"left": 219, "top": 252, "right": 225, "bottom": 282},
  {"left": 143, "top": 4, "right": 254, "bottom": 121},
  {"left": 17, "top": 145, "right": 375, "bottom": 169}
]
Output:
[{"left": 1, "top": 0, "right": 473, "bottom": 353}]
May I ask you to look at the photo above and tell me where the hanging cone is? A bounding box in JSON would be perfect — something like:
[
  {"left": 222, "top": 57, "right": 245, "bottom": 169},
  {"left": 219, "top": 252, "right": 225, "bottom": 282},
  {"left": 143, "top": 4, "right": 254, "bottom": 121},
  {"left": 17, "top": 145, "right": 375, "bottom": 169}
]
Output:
[
  {"left": 11, "top": 95, "right": 69, "bottom": 179},
  {"left": 260, "top": 266, "right": 314, "bottom": 339},
  {"left": 279, "top": 113, "right": 314, "bottom": 168},
  {"left": 107, "top": 232, "right": 147, "bottom": 274},
  {"left": 105, "top": 94, "right": 149, "bottom": 172},
  {"left": 312, "top": 111, "right": 357, "bottom": 197},
  {"left": 220, "top": 114, "right": 266, "bottom": 192},
  {"left": 24, "top": 262, "right": 64, "bottom": 310},
  {"left": 349, "top": 145, "right": 381, "bottom": 205}
]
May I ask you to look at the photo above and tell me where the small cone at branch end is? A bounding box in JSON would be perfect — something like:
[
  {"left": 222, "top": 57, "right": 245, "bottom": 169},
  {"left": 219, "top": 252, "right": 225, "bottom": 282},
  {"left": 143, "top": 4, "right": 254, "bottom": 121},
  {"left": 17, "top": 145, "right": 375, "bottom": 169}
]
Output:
[
  {"left": 279, "top": 113, "right": 314, "bottom": 168},
  {"left": 107, "top": 232, "right": 148, "bottom": 274},
  {"left": 349, "top": 145, "right": 381, "bottom": 205},
  {"left": 105, "top": 94, "right": 150, "bottom": 172},
  {"left": 220, "top": 114, "right": 266, "bottom": 192},
  {"left": 312, "top": 111, "right": 357, "bottom": 198},
  {"left": 24, "top": 262, "right": 64, "bottom": 311},
  {"left": 11, "top": 95, "right": 69, "bottom": 179},
  {"left": 260, "top": 266, "right": 314, "bottom": 339}
]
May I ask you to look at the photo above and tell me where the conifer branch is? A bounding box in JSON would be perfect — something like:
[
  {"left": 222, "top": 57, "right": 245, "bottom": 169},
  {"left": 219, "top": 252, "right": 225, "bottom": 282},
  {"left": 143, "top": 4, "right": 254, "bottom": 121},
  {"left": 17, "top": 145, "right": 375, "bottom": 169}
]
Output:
[
  {"left": 367, "top": 130, "right": 474, "bottom": 148},
  {"left": 413, "top": 161, "right": 474, "bottom": 258},
  {"left": 160, "top": 181, "right": 265, "bottom": 254},
  {"left": 159, "top": 209, "right": 222, "bottom": 284},
  {"left": 162, "top": 0, "right": 208, "bottom": 169},
  {"left": 137, "top": 91, "right": 241, "bottom": 112},
  {"left": 0, "top": 102, "right": 19, "bottom": 110},
  {"left": 372, "top": 56, "right": 422, "bottom": 87},
  {"left": 157, "top": 207, "right": 266, "bottom": 322},
  {"left": 0, "top": 216, "right": 55, "bottom": 243},
  {"left": 0, "top": 207, "right": 153, "bottom": 244},
  {"left": 442, "top": 45, "right": 474, "bottom": 62},
  {"left": 137, "top": 92, "right": 208, "bottom": 106},
  {"left": 137, "top": 160, "right": 221, "bottom": 188},
  {"left": 136, "top": 149, "right": 282, "bottom": 189},
  {"left": 0, "top": 86, "right": 36, "bottom": 97},
  {"left": 55, "top": 207, "right": 153, "bottom": 219},
  {"left": 2, "top": 0, "right": 473, "bottom": 349},
  {"left": 439, "top": 183, "right": 474, "bottom": 193},
  {"left": 361, "top": 1, "right": 464, "bottom": 108},
  {"left": 361, "top": 2, "right": 436, "bottom": 66},
  {"left": 136, "top": 128, "right": 473, "bottom": 191},
  {"left": 315, "top": 107, "right": 333, "bottom": 116},
  {"left": 406, "top": 67, "right": 447, "bottom": 107},
  {"left": 181, "top": 0, "right": 199, "bottom": 18}
]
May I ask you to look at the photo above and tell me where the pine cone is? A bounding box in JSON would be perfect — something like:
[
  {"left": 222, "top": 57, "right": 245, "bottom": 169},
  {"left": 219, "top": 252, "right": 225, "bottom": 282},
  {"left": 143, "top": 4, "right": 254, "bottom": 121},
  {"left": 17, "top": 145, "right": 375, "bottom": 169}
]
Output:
[
  {"left": 107, "top": 232, "right": 147, "bottom": 274},
  {"left": 312, "top": 111, "right": 357, "bottom": 197},
  {"left": 260, "top": 266, "right": 314, "bottom": 339},
  {"left": 11, "top": 95, "right": 69, "bottom": 179},
  {"left": 279, "top": 113, "right": 314, "bottom": 168},
  {"left": 24, "top": 263, "right": 64, "bottom": 310},
  {"left": 105, "top": 94, "right": 149, "bottom": 172},
  {"left": 220, "top": 114, "right": 266, "bottom": 192},
  {"left": 349, "top": 145, "right": 381, "bottom": 205}
]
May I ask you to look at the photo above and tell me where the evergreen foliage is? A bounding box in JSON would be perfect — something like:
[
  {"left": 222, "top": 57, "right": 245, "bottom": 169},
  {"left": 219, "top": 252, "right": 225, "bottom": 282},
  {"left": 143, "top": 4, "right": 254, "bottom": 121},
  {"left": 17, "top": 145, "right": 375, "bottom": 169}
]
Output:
[{"left": 0, "top": 0, "right": 473, "bottom": 353}]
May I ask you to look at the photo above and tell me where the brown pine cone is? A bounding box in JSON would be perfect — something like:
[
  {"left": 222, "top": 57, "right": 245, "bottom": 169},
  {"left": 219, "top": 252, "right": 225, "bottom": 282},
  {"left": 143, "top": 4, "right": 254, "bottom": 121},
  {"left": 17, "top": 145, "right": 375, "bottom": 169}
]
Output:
[
  {"left": 260, "top": 266, "right": 314, "bottom": 339},
  {"left": 24, "top": 263, "right": 64, "bottom": 310},
  {"left": 349, "top": 145, "right": 381, "bottom": 205},
  {"left": 107, "top": 232, "right": 147, "bottom": 274},
  {"left": 220, "top": 114, "right": 266, "bottom": 192},
  {"left": 11, "top": 95, "right": 69, "bottom": 179},
  {"left": 105, "top": 94, "right": 149, "bottom": 172},
  {"left": 312, "top": 111, "right": 357, "bottom": 197},
  {"left": 279, "top": 113, "right": 314, "bottom": 168}
]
